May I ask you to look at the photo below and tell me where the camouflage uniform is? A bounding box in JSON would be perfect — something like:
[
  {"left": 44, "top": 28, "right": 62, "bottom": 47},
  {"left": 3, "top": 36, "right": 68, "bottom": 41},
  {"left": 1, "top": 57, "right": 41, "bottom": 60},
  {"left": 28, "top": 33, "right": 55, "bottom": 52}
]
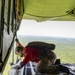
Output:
[{"left": 37, "top": 50, "right": 59, "bottom": 74}]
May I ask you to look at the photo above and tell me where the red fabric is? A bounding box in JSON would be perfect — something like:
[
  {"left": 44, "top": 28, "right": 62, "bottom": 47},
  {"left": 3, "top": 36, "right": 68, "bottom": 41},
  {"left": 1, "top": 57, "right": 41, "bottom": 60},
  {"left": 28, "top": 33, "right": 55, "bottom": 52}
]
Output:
[
  {"left": 18, "top": 43, "right": 23, "bottom": 47},
  {"left": 18, "top": 43, "right": 40, "bottom": 65}
]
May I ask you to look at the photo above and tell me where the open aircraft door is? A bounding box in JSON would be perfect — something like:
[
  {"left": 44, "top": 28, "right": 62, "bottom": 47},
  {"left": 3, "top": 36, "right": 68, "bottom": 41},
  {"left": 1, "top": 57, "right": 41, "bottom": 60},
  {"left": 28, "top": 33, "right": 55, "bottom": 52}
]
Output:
[{"left": 0, "top": 0, "right": 75, "bottom": 74}]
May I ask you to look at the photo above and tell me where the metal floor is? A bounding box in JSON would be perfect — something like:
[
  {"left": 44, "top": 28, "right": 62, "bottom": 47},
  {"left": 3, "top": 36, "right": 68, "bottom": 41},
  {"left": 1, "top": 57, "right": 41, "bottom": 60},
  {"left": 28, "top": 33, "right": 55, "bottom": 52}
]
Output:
[
  {"left": 18, "top": 62, "right": 75, "bottom": 75},
  {"left": 19, "top": 62, "right": 39, "bottom": 75}
]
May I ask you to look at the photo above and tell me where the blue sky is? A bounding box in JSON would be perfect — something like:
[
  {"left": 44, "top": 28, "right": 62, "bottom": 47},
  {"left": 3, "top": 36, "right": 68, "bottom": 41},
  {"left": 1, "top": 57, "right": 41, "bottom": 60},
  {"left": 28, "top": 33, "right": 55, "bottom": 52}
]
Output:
[{"left": 17, "top": 19, "right": 75, "bottom": 38}]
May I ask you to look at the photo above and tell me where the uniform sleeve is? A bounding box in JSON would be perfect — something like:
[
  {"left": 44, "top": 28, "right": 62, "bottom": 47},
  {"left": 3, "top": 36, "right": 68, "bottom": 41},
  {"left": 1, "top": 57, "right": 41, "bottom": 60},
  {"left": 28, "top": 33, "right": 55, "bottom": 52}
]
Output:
[{"left": 22, "top": 52, "right": 32, "bottom": 65}]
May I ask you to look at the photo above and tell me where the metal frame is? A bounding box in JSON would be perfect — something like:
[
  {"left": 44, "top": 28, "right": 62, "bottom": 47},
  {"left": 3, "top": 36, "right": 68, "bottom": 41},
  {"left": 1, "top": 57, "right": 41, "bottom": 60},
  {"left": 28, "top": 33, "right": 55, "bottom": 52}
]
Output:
[
  {"left": 0, "top": 0, "right": 5, "bottom": 65},
  {"left": 0, "top": 0, "right": 23, "bottom": 73},
  {"left": 19, "top": 62, "right": 36, "bottom": 75},
  {"left": 0, "top": 0, "right": 17, "bottom": 73}
]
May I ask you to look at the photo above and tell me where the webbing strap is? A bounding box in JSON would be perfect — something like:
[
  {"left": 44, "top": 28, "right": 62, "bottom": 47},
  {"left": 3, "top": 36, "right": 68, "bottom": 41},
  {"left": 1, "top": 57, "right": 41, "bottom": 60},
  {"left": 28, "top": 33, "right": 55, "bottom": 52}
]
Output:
[{"left": 15, "top": 32, "right": 19, "bottom": 63}]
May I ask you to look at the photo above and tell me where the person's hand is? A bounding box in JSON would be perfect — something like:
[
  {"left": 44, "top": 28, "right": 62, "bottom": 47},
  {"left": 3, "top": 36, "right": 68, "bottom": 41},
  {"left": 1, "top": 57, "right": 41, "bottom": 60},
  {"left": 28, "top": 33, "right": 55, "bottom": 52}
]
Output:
[
  {"left": 11, "top": 64, "right": 21, "bottom": 69},
  {"left": 15, "top": 39, "right": 19, "bottom": 43},
  {"left": 11, "top": 60, "right": 22, "bottom": 69}
]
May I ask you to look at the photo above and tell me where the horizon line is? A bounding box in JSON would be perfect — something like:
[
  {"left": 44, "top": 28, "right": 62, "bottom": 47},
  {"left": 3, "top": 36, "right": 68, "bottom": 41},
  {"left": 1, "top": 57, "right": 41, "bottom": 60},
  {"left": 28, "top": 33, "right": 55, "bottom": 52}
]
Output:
[{"left": 17, "top": 34, "right": 75, "bottom": 39}]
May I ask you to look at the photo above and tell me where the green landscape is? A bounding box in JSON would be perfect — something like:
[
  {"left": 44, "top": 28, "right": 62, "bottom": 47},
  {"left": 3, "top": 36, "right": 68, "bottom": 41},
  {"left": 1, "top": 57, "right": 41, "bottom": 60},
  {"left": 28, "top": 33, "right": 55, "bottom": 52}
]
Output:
[{"left": 3, "top": 35, "right": 75, "bottom": 75}]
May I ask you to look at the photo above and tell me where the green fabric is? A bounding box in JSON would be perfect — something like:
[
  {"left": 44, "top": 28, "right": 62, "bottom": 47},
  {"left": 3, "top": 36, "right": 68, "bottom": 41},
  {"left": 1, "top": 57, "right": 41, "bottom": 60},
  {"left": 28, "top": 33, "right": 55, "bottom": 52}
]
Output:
[{"left": 23, "top": 0, "right": 75, "bottom": 21}]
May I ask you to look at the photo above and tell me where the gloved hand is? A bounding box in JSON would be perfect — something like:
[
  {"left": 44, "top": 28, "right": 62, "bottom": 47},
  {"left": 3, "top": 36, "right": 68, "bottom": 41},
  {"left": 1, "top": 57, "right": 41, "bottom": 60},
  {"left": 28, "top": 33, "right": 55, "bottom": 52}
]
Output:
[
  {"left": 20, "top": 62, "right": 25, "bottom": 68},
  {"left": 15, "top": 38, "right": 19, "bottom": 43},
  {"left": 11, "top": 64, "right": 21, "bottom": 69},
  {"left": 11, "top": 60, "right": 22, "bottom": 69}
]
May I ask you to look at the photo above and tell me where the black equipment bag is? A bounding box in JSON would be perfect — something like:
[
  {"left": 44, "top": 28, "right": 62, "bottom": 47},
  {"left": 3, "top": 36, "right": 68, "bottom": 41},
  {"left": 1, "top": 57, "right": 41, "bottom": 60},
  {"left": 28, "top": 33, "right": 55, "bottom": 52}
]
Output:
[{"left": 26, "top": 41, "right": 55, "bottom": 50}]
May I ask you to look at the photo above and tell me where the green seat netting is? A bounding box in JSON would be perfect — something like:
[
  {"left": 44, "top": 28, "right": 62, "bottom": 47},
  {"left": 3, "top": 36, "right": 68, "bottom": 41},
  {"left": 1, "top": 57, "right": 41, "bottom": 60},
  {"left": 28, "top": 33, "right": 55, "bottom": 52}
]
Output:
[{"left": 23, "top": 0, "right": 75, "bottom": 21}]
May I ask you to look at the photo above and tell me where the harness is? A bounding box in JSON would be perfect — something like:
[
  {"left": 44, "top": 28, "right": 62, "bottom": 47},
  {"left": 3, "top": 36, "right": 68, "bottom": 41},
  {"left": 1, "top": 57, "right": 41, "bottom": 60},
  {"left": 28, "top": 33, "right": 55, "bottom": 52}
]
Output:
[
  {"left": 26, "top": 41, "right": 55, "bottom": 62},
  {"left": 31, "top": 49, "right": 50, "bottom": 61}
]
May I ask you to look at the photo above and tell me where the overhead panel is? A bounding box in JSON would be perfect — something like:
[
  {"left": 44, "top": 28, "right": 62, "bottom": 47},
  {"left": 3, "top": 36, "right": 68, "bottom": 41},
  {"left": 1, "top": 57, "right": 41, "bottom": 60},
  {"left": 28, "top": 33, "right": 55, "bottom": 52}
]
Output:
[{"left": 23, "top": 0, "right": 75, "bottom": 21}]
